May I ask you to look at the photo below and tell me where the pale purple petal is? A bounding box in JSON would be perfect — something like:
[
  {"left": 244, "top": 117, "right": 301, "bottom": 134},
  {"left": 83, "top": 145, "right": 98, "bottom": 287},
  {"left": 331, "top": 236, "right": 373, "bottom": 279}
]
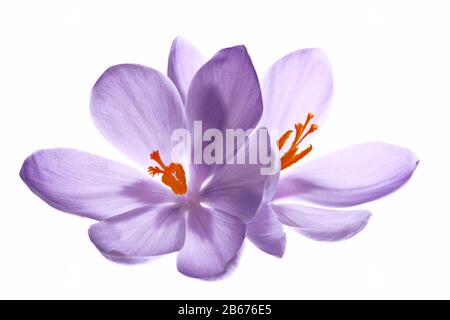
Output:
[
  {"left": 244, "top": 147, "right": 285, "bottom": 257},
  {"left": 186, "top": 46, "right": 262, "bottom": 132},
  {"left": 20, "top": 148, "right": 173, "bottom": 220},
  {"left": 177, "top": 205, "right": 245, "bottom": 279},
  {"left": 200, "top": 162, "right": 270, "bottom": 222},
  {"left": 185, "top": 46, "right": 263, "bottom": 183},
  {"left": 91, "top": 64, "right": 186, "bottom": 168},
  {"left": 246, "top": 203, "right": 286, "bottom": 257},
  {"left": 275, "top": 142, "right": 419, "bottom": 207},
  {"left": 200, "top": 128, "right": 279, "bottom": 222},
  {"left": 272, "top": 203, "right": 371, "bottom": 241},
  {"left": 168, "top": 37, "right": 205, "bottom": 104},
  {"left": 89, "top": 204, "right": 185, "bottom": 263},
  {"left": 259, "top": 48, "right": 333, "bottom": 143}
]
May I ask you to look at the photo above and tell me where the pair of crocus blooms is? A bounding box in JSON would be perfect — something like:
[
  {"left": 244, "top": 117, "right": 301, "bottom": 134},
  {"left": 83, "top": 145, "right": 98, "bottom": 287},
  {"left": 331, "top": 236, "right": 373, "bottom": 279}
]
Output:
[{"left": 20, "top": 37, "right": 418, "bottom": 279}]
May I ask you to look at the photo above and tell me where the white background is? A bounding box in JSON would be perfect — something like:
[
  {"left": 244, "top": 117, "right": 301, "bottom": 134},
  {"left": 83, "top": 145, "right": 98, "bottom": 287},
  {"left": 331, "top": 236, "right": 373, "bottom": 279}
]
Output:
[{"left": 1, "top": 0, "right": 449, "bottom": 299}]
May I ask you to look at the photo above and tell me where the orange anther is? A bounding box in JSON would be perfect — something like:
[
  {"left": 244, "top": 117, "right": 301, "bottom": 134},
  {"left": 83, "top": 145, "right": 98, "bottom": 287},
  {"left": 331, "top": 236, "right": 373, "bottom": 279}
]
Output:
[
  {"left": 148, "top": 150, "right": 187, "bottom": 195},
  {"left": 279, "top": 113, "right": 318, "bottom": 170},
  {"left": 277, "top": 130, "right": 293, "bottom": 150}
]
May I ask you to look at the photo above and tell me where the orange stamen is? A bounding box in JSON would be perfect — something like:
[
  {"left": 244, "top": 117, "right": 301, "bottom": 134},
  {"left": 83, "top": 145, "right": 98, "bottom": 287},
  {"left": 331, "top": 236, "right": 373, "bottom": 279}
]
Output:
[
  {"left": 279, "top": 113, "right": 318, "bottom": 170},
  {"left": 281, "top": 144, "right": 313, "bottom": 170},
  {"left": 148, "top": 150, "right": 187, "bottom": 195},
  {"left": 277, "top": 130, "right": 293, "bottom": 150}
]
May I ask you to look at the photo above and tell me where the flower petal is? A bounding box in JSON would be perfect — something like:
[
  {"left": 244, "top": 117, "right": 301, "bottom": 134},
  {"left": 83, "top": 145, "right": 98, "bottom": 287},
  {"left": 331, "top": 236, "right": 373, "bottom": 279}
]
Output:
[
  {"left": 186, "top": 45, "right": 262, "bottom": 132},
  {"left": 259, "top": 48, "right": 333, "bottom": 140},
  {"left": 185, "top": 46, "right": 263, "bottom": 183},
  {"left": 275, "top": 142, "right": 419, "bottom": 207},
  {"left": 90, "top": 64, "right": 186, "bottom": 168},
  {"left": 89, "top": 204, "right": 185, "bottom": 263},
  {"left": 200, "top": 163, "right": 272, "bottom": 223},
  {"left": 246, "top": 203, "right": 286, "bottom": 257},
  {"left": 200, "top": 128, "right": 279, "bottom": 222},
  {"left": 272, "top": 203, "right": 371, "bottom": 241},
  {"left": 20, "top": 148, "right": 173, "bottom": 220},
  {"left": 168, "top": 37, "right": 205, "bottom": 104},
  {"left": 244, "top": 146, "right": 285, "bottom": 257},
  {"left": 177, "top": 205, "right": 245, "bottom": 279}
]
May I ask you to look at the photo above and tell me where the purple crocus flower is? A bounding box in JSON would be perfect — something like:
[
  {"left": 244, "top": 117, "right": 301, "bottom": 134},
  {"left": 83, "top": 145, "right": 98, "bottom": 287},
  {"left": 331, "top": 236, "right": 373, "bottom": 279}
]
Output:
[
  {"left": 170, "top": 38, "right": 419, "bottom": 257},
  {"left": 20, "top": 45, "right": 274, "bottom": 279}
]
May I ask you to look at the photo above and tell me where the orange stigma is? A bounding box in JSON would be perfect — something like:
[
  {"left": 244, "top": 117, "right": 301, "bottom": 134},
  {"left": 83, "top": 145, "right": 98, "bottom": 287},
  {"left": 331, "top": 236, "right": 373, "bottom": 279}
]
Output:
[
  {"left": 278, "top": 112, "right": 318, "bottom": 170},
  {"left": 148, "top": 150, "right": 187, "bottom": 195}
]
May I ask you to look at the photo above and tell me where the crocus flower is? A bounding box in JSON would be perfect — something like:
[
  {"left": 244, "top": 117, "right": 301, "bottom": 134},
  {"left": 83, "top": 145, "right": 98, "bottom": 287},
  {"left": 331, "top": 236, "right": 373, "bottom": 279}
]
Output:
[
  {"left": 170, "top": 38, "right": 419, "bottom": 257},
  {"left": 20, "top": 45, "right": 274, "bottom": 279}
]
